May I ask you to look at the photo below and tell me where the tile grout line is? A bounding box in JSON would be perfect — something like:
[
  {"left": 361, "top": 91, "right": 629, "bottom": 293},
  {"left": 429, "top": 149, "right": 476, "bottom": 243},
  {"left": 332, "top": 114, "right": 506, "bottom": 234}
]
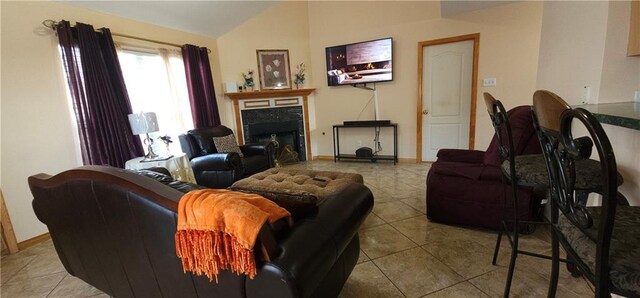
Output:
[
  {"left": 367, "top": 260, "right": 408, "bottom": 298},
  {"left": 366, "top": 244, "right": 421, "bottom": 262},
  {"left": 364, "top": 222, "right": 467, "bottom": 297},
  {"left": 387, "top": 216, "right": 426, "bottom": 248},
  {"left": 413, "top": 237, "right": 509, "bottom": 297},
  {"left": 2, "top": 253, "right": 41, "bottom": 285},
  {"left": 468, "top": 279, "right": 493, "bottom": 298},
  {"left": 417, "top": 280, "right": 482, "bottom": 298},
  {"left": 46, "top": 273, "right": 69, "bottom": 298}
]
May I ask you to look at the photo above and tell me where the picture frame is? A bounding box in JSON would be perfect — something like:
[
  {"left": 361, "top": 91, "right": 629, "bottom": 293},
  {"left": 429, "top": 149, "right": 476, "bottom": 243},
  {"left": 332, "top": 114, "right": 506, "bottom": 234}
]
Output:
[{"left": 256, "top": 49, "right": 291, "bottom": 90}]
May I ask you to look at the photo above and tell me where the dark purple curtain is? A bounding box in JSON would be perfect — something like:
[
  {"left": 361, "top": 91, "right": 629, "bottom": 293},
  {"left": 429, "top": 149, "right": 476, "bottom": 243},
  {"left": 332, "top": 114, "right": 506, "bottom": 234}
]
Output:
[
  {"left": 181, "top": 44, "right": 221, "bottom": 128},
  {"left": 56, "top": 20, "right": 144, "bottom": 168}
]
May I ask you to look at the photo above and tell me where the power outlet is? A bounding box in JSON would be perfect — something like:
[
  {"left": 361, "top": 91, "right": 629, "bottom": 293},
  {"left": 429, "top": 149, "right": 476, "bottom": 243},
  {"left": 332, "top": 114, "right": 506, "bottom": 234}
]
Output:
[{"left": 482, "top": 77, "right": 497, "bottom": 87}]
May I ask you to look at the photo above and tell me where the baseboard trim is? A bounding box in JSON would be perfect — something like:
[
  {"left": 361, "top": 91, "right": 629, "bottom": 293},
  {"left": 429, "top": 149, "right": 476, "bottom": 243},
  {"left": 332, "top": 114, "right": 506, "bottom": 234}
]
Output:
[
  {"left": 398, "top": 158, "right": 418, "bottom": 163},
  {"left": 313, "top": 155, "right": 333, "bottom": 161},
  {"left": 17, "top": 233, "right": 50, "bottom": 251}
]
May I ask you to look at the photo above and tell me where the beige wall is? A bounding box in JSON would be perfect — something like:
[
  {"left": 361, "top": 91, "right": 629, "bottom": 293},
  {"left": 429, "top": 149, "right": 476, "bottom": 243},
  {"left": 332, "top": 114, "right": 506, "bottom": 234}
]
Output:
[
  {"left": 536, "top": 1, "right": 610, "bottom": 104},
  {"left": 605, "top": 125, "right": 640, "bottom": 205},
  {"left": 599, "top": 0, "right": 640, "bottom": 103},
  {"left": 216, "top": 2, "right": 312, "bottom": 135},
  {"left": 0, "top": 1, "right": 221, "bottom": 242},
  {"left": 308, "top": 1, "right": 544, "bottom": 159},
  {"left": 537, "top": 1, "right": 640, "bottom": 104}
]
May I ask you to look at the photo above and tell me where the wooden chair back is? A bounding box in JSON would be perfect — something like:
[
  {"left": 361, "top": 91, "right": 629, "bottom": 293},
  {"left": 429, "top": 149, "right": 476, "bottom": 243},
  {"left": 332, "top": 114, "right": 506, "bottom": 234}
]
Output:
[
  {"left": 532, "top": 90, "right": 571, "bottom": 133},
  {"left": 483, "top": 93, "right": 516, "bottom": 179}
]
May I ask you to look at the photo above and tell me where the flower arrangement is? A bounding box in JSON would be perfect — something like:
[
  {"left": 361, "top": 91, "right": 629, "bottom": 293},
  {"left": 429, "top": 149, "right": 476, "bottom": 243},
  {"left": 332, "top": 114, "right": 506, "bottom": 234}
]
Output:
[
  {"left": 158, "top": 135, "right": 173, "bottom": 144},
  {"left": 294, "top": 63, "right": 306, "bottom": 85},
  {"left": 242, "top": 69, "right": 255, "bottom": 88},
  {"left": 159, "top": 134, "right": 173, "bottom": 155}
]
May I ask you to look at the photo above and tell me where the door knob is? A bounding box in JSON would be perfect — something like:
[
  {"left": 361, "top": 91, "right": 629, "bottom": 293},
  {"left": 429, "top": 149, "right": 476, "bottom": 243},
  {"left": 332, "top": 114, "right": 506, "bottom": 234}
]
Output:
[{"left": 422, "top": 110, "right": 429, "bottom": 115}]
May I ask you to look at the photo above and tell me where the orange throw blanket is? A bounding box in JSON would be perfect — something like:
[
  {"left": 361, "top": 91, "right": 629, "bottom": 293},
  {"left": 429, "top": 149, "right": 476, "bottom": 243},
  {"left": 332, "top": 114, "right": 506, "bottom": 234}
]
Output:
[{"left": 175, "top": 189, "right": 291, "bottom": 282}]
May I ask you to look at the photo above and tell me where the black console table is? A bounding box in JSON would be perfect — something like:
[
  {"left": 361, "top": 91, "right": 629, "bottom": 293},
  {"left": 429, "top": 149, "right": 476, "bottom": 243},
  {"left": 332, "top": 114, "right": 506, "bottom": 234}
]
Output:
[{"left": 332, "top": 123, "right": 398, "bottom": 164}]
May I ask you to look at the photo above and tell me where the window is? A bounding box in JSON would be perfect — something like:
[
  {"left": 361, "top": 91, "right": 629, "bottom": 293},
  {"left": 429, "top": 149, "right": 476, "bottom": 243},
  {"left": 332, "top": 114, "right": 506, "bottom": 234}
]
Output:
[{"left": 118, "top": 47, "right": 193, "bottom": 155}]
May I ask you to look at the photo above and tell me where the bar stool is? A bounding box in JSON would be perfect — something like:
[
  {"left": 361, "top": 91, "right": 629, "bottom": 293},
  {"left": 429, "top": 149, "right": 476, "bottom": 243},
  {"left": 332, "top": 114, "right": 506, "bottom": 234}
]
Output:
[
  {"left": 489, "top": 91, "right": 626, "bottom": 297},
  {"left": 533, "top": 90, "right": 639, "bottom": 297},
  {"left": 532, "top": 91, "right": 624, "bottom": 203},
  {"left": 483, "top": 93, "right": 551, "bottom": 297}
]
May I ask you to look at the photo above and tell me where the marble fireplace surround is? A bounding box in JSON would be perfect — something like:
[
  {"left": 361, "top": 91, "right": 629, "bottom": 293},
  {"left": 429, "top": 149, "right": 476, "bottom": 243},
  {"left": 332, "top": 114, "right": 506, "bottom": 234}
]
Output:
[{"left": 225, "top": 88, "right": 315, "bottom": 160}]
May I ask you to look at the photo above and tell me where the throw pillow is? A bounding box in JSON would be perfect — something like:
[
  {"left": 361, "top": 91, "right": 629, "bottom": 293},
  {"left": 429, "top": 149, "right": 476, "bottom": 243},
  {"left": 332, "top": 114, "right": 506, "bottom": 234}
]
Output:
[{"left": 212, "top": 134, "right": 244, "bottom": 157}]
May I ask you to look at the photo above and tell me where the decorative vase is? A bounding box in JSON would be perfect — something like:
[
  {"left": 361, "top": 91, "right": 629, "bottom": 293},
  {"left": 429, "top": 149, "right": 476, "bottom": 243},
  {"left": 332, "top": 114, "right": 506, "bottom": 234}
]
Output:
[{"left": 247, "top": 86, "right": 254, "bottom": 92}]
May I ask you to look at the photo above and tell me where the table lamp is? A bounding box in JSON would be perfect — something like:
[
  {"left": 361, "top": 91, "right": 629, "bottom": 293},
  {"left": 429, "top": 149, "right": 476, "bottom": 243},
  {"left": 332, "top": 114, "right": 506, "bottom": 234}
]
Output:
[{"left": 128, "top": 112, "right": 160, "bottom": 161}]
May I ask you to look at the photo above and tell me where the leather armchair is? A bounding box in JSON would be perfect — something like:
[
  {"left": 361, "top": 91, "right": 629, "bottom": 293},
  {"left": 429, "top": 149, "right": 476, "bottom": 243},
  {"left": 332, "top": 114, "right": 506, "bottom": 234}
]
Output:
[
  {"left": 426, "top": 106, "right": 543, "bottom": 230},
  {"left": 179, "top": 125, "right": 275, "bottom": 189}
]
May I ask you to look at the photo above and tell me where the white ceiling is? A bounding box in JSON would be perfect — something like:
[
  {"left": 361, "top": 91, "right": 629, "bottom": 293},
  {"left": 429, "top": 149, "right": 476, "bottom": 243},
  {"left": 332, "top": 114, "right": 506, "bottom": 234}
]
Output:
[
  {"left": 61, "top": 1, "right": 278, "bottom": 38},
  {"left": 61, "top": 1, "right": 517, "bottom": 38}
]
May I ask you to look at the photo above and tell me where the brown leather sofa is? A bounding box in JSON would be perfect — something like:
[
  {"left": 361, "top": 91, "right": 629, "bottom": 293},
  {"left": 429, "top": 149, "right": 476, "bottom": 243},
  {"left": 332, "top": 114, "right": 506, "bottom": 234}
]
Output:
[{"left": 29, "top": 166, "right": 373, "bottom": 298}]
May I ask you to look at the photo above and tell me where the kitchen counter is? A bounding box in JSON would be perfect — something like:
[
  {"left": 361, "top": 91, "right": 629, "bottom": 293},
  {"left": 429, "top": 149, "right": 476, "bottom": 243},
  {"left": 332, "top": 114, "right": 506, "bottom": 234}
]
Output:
[{"left": 575, "top": 102, "right": 640, "bottom": 130}]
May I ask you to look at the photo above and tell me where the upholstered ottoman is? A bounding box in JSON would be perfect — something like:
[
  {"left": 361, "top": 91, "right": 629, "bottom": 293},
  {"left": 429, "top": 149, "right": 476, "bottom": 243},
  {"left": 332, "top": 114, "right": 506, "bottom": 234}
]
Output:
[{"left": 229, "top": 168, "right": 364, "bottom": 219}]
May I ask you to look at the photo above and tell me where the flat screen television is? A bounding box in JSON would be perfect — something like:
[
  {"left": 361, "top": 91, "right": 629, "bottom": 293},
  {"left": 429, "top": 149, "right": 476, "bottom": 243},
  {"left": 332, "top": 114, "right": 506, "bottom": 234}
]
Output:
[{"left": 325, "top": 37, "right": 393, "bottom": 86}]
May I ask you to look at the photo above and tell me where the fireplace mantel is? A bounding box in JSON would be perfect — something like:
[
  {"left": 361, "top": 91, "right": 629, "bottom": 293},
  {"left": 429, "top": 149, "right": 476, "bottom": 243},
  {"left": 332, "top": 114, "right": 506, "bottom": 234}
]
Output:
[
  {"left": 224, "top": 88, "right": 315, "bottom": 100},
  {"left": 224, "top": 88, "right": 315, "bottom": 160}
]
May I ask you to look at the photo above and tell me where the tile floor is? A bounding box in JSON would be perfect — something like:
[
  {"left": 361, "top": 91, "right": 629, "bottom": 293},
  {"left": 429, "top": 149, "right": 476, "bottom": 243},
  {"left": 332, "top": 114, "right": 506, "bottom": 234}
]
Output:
[{"left": 1, "top": 160, "right": 593, "bottom": 297}]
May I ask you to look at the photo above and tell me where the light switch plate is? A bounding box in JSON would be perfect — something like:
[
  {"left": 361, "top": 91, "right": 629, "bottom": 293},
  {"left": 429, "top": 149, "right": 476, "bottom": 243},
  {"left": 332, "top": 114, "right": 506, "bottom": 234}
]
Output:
[
  {"left": 580, "top": 85, "right": 591, "bottom": 104},
  {"left": 483, "top": 78, "right": 497, "bottom": 87}
]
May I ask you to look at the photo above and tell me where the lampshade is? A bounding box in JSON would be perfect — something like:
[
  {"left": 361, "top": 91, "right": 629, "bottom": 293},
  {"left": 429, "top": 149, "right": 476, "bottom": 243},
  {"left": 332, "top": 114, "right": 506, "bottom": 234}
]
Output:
[{"left": 128, "top": 112, "right": 159, "bottom": 135}]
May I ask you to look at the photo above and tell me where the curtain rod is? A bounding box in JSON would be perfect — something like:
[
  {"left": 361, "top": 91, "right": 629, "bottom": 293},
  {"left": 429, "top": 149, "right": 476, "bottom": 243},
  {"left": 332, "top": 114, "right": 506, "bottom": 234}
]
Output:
[{"left": 41, "top": 19, "right": 211, "bottom": 54}]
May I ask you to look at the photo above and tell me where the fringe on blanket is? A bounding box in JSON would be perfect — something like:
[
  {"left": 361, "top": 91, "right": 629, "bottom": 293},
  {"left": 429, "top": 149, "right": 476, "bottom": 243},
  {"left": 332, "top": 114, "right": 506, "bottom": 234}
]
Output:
[{"left": 175, "top": 229, "right": 257, "bottom": 283}]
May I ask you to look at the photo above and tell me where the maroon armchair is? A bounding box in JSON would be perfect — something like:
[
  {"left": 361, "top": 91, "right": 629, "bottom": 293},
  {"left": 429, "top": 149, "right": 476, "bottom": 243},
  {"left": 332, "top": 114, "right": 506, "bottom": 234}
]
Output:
[{"left": 426, "top": 106, "right": 542, "bottom": 230}]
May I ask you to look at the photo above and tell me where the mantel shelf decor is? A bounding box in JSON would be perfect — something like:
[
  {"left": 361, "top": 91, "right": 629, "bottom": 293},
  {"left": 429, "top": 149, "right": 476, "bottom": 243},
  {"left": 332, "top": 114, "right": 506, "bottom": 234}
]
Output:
[{"left": 225, "top": 88, "right": 315, "bottom": 160}]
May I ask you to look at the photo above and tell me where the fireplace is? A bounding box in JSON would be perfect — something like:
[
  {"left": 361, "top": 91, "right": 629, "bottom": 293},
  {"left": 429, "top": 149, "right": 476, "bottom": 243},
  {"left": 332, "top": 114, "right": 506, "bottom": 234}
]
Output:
[
  {"left": 247, "top": 120, "right": 302, "bottom": 163},
  {"left": 241, "top": 107, "right": 306, "bottom": 161},
  {"left": 225, "top": 88, "right": 315, "bottom": 161}
]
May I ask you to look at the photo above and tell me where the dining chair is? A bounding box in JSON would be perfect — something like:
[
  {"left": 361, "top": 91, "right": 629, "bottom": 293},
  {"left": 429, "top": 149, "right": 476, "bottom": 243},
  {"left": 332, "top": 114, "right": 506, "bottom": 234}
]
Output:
[{"left": 532, "top": 90, "right": 639, "bottom": 297}]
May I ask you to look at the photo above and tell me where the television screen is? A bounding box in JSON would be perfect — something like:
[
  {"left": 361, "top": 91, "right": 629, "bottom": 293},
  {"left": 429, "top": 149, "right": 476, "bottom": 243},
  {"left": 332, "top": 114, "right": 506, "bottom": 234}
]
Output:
[{"left": 325, "top": 37, "right": 393, "bottom": 86}]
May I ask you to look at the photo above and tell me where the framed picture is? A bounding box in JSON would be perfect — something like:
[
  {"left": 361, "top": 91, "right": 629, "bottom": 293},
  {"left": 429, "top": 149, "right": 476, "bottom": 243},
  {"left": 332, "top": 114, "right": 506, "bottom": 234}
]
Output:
[{"left": 256, "top": 49, "right": 291, "bottom": 90}]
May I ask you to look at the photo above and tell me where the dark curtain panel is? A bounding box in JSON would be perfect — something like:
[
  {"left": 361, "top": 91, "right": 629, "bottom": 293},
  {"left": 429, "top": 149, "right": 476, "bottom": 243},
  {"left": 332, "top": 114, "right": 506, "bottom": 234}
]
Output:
[
  {"left": 182, "top": 44, "right": 221, "bottom": 128},
  {"left": 56, "top": 20, "right": 144, "bottom": 168}
]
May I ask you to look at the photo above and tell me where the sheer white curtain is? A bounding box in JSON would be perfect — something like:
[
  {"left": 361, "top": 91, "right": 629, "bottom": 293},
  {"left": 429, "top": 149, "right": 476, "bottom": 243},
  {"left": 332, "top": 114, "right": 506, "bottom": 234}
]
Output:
[{"left": 118, "top": 45, "right": 193, "bottom": 155}]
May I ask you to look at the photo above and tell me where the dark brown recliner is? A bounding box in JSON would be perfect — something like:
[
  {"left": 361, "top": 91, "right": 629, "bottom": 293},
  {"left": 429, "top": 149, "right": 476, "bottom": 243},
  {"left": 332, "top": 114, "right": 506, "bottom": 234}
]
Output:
[
  {"left": 426, "top": 106, "right": 542, "bottom": 230},
  {"left": 179, "top": 125, "right": 275, "bottom": 189}
]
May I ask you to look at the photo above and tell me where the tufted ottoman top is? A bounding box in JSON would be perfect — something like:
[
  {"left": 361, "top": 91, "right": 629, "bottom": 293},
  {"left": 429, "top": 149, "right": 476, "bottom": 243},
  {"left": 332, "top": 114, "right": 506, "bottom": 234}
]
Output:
[
  {"left": 229, "top": 168, "right": 363, "bottom": 217},
  {"left": 232, "top": 168, "right": 362, "bottom": 198}
]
